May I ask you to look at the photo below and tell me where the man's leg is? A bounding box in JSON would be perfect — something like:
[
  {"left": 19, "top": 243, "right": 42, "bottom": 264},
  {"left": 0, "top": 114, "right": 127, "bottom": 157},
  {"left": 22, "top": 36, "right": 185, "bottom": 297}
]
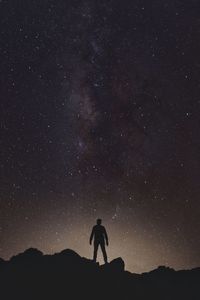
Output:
[
  {"left": 93, "top": 241, "right": 99, "bottom": 262},
  {"left": 100, "top": 242, "right": 107, "bottom": 263}
]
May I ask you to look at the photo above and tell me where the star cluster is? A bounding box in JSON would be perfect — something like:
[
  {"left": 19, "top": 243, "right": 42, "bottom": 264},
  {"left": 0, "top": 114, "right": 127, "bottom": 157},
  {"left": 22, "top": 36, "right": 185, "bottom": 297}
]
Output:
[{"left": 1, "top": 0, "right": 200, "bottom": 272}]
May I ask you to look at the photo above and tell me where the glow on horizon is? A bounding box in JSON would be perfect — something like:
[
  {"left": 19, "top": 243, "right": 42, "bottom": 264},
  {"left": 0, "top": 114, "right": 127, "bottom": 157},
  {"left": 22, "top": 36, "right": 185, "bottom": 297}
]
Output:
[{"left": 1, "top": 215, "right": 195, "bottom": 273}]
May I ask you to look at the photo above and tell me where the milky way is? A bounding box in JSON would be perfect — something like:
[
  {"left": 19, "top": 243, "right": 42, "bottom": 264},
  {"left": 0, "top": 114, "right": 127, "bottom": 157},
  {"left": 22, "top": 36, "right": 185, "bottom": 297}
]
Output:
[{"left": 1, "top": 0, "right": 200, "bottom": 272}]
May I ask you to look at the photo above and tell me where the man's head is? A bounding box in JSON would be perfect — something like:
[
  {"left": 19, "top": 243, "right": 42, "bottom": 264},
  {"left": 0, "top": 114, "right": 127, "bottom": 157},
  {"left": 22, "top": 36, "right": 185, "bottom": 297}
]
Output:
[{"left": 96, "top": 218, "right": 102, "bottom": 225}]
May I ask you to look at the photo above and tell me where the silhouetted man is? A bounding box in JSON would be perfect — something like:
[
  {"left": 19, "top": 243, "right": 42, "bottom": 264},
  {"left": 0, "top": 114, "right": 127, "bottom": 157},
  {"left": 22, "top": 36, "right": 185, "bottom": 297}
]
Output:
[{"left": 89, "top": 219, "right": 108, "bottom": 263}]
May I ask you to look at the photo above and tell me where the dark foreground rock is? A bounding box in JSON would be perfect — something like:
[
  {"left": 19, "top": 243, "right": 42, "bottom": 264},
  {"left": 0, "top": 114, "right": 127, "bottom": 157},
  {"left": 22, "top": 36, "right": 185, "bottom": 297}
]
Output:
[{"left": 0, "top": 248, "right": 199, "bottom": 300}]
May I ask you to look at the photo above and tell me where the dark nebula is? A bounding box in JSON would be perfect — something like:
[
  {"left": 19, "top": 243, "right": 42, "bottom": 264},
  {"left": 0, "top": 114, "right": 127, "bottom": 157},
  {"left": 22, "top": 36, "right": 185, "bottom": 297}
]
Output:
[{"left": 1, "top": 0, "right": 200, "bottom": 272}]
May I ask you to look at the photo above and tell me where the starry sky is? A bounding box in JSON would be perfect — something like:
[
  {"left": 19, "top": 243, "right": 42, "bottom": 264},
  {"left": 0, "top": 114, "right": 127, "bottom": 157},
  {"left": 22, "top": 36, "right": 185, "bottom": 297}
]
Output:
[{"left": 1, "top": 0, "right": 200, "bottom": 273}]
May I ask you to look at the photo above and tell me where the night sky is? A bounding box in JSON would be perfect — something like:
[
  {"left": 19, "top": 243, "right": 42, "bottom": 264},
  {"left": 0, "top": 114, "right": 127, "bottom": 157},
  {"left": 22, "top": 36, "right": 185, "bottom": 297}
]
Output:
[{"left": 1, "top": 0, "right": 200, "bottom": 273}]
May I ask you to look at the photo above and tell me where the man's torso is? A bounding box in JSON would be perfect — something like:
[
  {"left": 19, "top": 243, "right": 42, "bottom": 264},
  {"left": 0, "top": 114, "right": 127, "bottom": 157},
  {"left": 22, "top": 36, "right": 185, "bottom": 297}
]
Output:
[{"left": 93, "top": 225, "right": 105, "bottom": 243}]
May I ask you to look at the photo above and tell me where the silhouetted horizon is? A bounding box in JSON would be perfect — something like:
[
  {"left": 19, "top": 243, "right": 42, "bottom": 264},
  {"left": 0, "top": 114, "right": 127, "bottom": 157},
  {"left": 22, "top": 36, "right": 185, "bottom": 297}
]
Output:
[
  {"left": 1, "top": 247, "right": 200, "bottom": 274},
  {"left": 0, "top": 247, "right": 199, "bottom": 299}
]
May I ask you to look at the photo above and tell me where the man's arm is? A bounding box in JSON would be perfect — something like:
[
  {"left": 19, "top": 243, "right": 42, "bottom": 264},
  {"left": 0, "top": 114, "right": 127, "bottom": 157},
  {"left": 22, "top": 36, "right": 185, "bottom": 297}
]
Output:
[
  {"left": 89, "top": 227, "right": 94, "bottom": 245},
  {"left": 104, "top": 227, "right": 109, "bottom": 246}
]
